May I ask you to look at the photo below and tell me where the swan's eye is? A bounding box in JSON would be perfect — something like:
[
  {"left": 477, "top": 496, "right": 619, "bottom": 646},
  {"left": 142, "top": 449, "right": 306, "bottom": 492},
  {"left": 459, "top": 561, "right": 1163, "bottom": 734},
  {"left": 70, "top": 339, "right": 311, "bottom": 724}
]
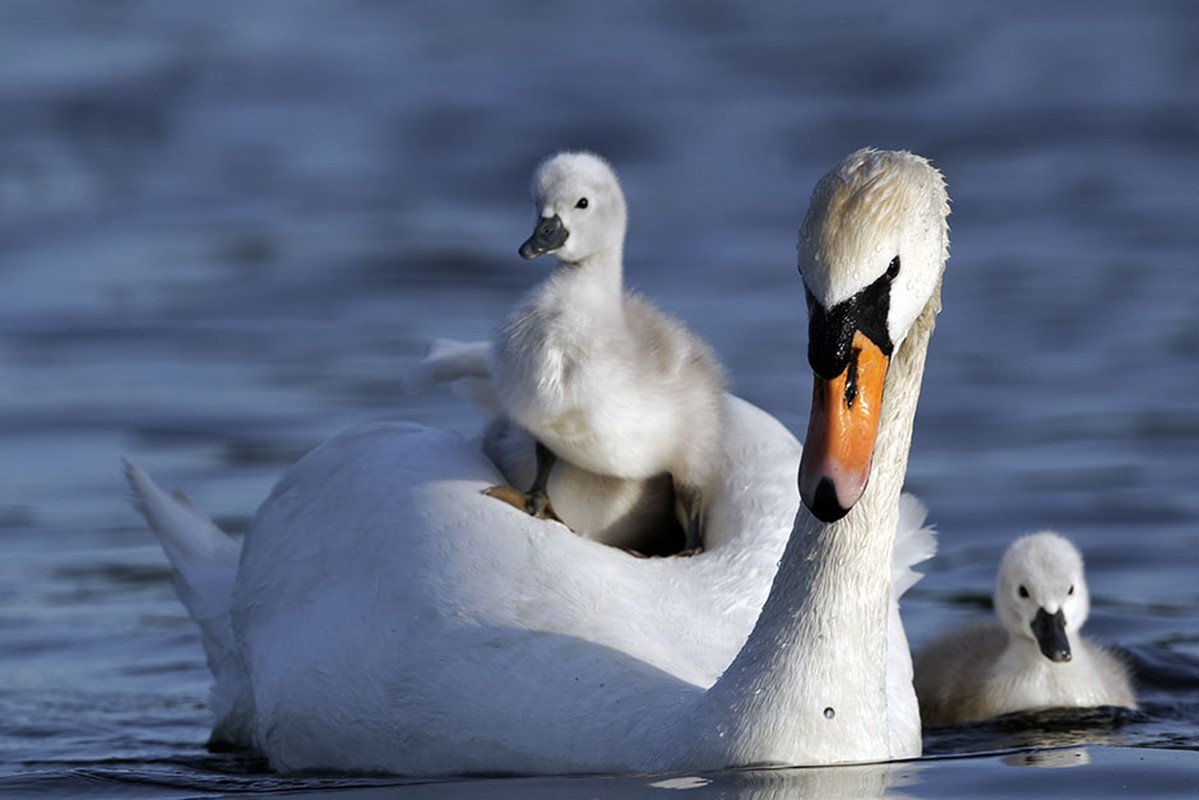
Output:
[
  {"left": 1018, "top": 585, "right": 1029, "bottom": 599},
  {"left": 1068, "top": 584, "right": 1074, "bottom": 596},
  {"left": 575, "top": 197, "right": 589, "bottom": 209},
  {"left": 886, "top": 256, "right": 901, "bottom": 280}
]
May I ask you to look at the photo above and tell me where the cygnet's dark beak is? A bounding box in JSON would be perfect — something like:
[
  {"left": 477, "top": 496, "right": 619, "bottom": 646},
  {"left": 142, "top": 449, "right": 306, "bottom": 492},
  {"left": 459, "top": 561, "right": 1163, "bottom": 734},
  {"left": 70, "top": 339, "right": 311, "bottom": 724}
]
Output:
[
  {"left": 519, "top": 215, "right": 568, "bottom": 259},
  {"left": 1031, "top": 607, "right": 1072, "bottom": 663}
]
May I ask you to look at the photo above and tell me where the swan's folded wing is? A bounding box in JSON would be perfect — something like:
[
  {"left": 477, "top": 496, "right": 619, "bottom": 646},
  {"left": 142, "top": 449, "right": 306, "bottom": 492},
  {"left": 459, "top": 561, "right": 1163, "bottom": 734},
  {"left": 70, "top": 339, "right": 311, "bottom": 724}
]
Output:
[
  {"left": 892, "top": 492, "right": 937, "bottom": 597},
  {"left": 886, "top": 491, "right": 937, "bottom": 757}
]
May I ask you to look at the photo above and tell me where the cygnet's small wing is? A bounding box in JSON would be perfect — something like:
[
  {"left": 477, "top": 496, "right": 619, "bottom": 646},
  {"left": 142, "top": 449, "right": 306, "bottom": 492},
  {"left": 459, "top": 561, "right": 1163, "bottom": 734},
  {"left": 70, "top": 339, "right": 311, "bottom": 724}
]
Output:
[{"left": 404, "top": 338, "right": 498, "bottom": 416}]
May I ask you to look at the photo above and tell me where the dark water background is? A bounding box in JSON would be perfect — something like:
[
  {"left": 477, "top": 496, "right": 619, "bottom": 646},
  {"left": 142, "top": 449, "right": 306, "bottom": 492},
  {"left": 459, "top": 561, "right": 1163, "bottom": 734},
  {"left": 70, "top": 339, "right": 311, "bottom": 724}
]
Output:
[{"left": 1, "top": 1, "right": 1198, "bottom": 797}]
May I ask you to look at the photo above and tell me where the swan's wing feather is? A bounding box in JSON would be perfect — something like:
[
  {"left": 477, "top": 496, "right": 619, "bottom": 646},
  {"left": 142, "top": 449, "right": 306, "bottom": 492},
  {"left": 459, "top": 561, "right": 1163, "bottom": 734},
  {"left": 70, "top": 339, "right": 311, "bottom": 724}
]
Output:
[
  {"left": 885, "top": 491, "right": 937, "bottom": 757},
  {"left": 892, "top": 492, "right": 937, "bottom": 597}
]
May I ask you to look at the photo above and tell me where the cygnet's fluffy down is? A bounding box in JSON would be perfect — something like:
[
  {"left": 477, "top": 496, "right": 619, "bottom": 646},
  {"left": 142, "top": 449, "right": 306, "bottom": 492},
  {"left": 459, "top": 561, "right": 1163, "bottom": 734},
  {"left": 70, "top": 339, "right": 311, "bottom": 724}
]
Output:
[
  {"left": 914, "top": 531, "right": 1137, "bottom": 726},
  {"left": 490, "top": 151, "right": 726, "bottom": 550},
  {"left": 482, "top": 418, "right": 684, "bottom": 555},
  {"left": 404, "top": 339, "right": 687, "bottom": 554}
]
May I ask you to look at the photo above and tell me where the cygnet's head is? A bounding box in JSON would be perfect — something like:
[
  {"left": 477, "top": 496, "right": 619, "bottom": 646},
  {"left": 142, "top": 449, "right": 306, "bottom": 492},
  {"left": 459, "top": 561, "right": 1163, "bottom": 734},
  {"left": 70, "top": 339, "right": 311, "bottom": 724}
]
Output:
[
  {"left": 994, "top": 531, "right": 1091, "bottom": 663},
  {"left": 518, "top": 151, "right": 628, "bottom": 265},
  {"left": 796, "top": 148, "right": 951, "bottom": 522}
]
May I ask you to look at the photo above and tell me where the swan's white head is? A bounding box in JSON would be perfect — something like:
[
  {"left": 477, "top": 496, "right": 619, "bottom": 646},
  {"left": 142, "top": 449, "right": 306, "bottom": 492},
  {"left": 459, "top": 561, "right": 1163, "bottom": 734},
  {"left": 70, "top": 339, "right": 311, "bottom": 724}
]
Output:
[
  {"left": 994, "top": 531, "right": 1091, "bottom": 663},
  {"left": 518, "top": 151, "right": 628, "bottom": 265},
  {"left": 796, "top": 148, "right": 950, "bottom": 522}
]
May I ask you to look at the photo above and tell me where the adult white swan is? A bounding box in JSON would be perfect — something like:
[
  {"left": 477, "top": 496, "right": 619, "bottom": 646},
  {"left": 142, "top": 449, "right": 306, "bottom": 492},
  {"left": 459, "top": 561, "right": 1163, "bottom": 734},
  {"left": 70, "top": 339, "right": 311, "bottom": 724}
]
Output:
[{"left": 126, "top": 147, "right": 950, "bottom": 775}]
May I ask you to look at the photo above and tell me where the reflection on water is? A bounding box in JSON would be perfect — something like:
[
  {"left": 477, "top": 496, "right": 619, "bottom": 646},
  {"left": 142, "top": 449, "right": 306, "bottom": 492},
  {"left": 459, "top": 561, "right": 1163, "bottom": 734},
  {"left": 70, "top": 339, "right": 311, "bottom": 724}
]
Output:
[
  {"left": 1, "top": 0, "right": 1198, "bottom": 797},
  {"left": 1002, "top": 747, "right": 1091, "bottom": 769},
  {"left": 923, "top": 706, "right": 1141, "bottom": 759},
  {"left": 5, "top": 759, "right": 922, "bottom": 800}
]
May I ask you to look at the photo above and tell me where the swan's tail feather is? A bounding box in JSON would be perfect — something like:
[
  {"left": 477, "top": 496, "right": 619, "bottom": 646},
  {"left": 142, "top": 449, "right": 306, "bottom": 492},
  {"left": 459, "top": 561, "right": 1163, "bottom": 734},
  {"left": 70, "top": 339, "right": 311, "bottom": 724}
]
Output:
[
  {"left": 125, "top": 460, "right": 240, "bottom": 624},
  {"left": 403, "top": 338, "right": 499, "bottom": 417},
  {"left": 892, "top": 492, "right": 937, "bottom": 598},
  {"left": 124, "top": 460, "right": 255, "bottom": 747}
]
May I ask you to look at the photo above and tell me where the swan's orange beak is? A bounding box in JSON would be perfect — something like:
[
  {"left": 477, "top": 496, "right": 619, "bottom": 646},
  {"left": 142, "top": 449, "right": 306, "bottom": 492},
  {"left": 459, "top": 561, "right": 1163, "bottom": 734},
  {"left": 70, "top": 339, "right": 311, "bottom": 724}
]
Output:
[{"left": 799, "top": 330, "right": 889, "bottom": 522}]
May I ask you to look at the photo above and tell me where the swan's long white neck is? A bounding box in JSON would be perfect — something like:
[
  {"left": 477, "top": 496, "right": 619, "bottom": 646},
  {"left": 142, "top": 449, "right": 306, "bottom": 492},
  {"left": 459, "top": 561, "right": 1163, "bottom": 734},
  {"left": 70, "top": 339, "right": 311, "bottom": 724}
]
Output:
[{"left": 673, "top": 283, "right": 940, "bottom": 768}]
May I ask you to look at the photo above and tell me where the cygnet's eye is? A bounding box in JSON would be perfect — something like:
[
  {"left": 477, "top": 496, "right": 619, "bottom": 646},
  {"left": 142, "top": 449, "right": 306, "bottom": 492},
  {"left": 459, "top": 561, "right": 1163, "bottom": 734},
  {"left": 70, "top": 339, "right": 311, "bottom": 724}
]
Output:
[
  {"left": 1018, "top": 585, "right": 1029, "bottom": 599},
  {"left": 1067, "top": 584, "right": 1075, "bottom": 596},
  {"left": 575, "top": 197, "right": 589, "bottom": 209},
  {"left": 886, "top": 256, "right": 901, "bottom": 280}
]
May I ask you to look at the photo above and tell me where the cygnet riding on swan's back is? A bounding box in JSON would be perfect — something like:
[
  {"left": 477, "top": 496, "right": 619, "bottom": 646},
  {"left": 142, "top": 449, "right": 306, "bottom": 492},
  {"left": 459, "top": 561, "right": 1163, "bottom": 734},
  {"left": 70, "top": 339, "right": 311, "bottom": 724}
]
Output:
[
  {"left": 914, "top": 531, "right": 1137, "bottom": 726},
  {"left": 488, "top": 151, "right": 726, "bottom": 551},
  {"left": 404, "top": 339, "right": 687, "bottom": 555},
  {"left": 125, "top": 147, "right": 948, "bottom": 775}
]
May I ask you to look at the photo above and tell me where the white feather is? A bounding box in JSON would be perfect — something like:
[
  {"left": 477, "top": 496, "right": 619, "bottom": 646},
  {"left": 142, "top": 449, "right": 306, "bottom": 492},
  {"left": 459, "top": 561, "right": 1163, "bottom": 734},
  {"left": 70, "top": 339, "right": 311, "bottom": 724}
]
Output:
[{"left": 123, "top": 460, "right": 256, "bottom": 746}]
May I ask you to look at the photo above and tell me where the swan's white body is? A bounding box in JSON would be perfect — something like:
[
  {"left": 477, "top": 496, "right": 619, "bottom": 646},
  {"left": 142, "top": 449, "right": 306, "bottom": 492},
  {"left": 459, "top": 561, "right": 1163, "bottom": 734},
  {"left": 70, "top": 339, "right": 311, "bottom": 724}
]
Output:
[
  {"left": 127, "top": 397, "right": 933, "bottom": 773},
  {"left": 127, "top": 147, "right": 950, "bottom": 775},
  {"left": 914, "top": 531, "right": 1137, "bottom": 725},
  {"left": 492, "top": 152, "right": 726, "bottom": 544}
]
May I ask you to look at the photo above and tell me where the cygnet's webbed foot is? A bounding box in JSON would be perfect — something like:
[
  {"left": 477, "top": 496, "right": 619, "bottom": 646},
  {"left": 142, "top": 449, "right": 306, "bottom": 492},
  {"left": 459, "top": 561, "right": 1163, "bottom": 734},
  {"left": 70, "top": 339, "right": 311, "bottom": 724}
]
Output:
[
  {"left": 524, "top": 488, "right": 559, "bottom": 520},
  {"left": 483, "top": 483, "right": 526, "bottom": 511},
  {"left": 483, "top": 442, "right": 567, "bottom": 524},
  {"left": 484, "top": 484, "right": 564, "bottom": 523}
]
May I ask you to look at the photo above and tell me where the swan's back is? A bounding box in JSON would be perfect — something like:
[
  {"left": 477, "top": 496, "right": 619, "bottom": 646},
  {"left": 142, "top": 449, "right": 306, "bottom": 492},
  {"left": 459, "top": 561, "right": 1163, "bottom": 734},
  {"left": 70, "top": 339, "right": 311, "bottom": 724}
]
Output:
[{"left": 227, "top": 402, "right": 793, "bottom": 772}]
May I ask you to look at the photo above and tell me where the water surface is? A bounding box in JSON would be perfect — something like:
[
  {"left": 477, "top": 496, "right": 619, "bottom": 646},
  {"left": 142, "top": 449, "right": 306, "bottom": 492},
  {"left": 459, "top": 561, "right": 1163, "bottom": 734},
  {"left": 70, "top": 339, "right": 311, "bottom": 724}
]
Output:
[{"left": 1, "top": 1, "right": 1197, "bottom": 797}]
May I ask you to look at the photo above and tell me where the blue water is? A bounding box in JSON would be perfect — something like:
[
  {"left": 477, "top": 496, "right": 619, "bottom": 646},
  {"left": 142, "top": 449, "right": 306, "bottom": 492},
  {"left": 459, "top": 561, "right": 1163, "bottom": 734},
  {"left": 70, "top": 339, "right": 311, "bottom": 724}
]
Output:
[{"left": 1, "top": 1, "right": 1197, "bottom": 796}]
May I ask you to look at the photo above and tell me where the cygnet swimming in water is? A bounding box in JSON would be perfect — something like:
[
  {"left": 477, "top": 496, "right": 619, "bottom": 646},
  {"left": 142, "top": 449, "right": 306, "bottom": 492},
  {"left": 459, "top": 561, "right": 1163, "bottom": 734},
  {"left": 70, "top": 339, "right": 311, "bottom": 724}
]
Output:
[
  {"left": 488, "top": 151, "right": 726, "bottom": 551},
  {"left": 914, "top": 531, "right": 1137, "bottom": 726}
]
